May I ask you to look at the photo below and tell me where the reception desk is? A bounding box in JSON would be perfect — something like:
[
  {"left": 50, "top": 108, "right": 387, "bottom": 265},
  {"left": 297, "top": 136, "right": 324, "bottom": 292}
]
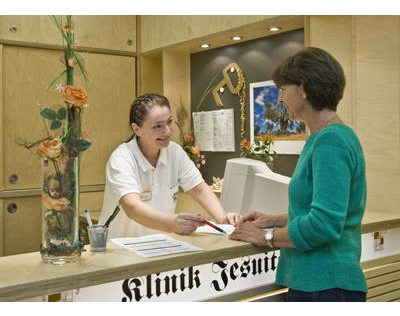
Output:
[
  {"left": 1, "top": 210, "right": 400, "bottom": 302},
  {"left": 0, "top": 231, "right": 273, "bottom": 302}
]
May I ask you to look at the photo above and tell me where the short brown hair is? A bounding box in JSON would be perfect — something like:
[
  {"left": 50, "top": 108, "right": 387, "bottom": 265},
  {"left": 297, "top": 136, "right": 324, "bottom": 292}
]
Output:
[{"left": 272, "top": 47, "right": 345, "bottom": 111}]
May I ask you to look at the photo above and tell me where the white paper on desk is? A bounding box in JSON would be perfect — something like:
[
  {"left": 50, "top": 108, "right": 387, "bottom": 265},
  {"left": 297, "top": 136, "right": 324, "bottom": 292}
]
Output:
[
  {"left": 110, "top": 234, "right": 203, "bottom": 258},
  {"left": 196, "top": 224, "right": 235, "bottom": 235},
  {"left": 196, "top": 223, "right": 275, "bottom": 236}
]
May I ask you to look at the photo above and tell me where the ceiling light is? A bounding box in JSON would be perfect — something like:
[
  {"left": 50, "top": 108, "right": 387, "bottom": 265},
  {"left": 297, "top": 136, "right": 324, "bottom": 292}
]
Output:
[
  {"left": 268, "top": 27, "right": 281, "bottom": 32},
  {"left": 231, "top": 36, "right": 243, "bottom": 41},
  {"left": 200, "top": 43, "right": 210, "bottom": 48}
]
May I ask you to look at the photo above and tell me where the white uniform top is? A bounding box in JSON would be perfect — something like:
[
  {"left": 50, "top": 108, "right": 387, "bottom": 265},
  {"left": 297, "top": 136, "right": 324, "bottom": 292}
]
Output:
[{"left": 98, "top": 136, "right": 204, "bottom": 238}]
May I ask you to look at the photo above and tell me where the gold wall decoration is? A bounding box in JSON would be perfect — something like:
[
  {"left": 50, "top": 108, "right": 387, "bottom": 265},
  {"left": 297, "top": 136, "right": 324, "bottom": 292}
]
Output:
[
  {"left": 212, "top": 63, "right": 244, "bottom": 108},
  {"left": 212, "top": 62, "right": 246, "bottom": 154}
]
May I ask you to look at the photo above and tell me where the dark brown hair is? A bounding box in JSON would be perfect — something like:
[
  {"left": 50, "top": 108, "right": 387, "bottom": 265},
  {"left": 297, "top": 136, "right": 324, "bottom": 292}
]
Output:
[
  {"left": 127, "top": 93, "right": 171, "bottom": 141},
  {"left": 271, "top": 47, "right": 345, "bottom": 111}
]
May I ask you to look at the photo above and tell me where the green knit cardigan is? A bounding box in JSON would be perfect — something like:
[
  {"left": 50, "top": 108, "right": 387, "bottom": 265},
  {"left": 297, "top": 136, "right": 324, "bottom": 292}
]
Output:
[{"left": 276, "top": 124, "right": 368, "bottom": 293}]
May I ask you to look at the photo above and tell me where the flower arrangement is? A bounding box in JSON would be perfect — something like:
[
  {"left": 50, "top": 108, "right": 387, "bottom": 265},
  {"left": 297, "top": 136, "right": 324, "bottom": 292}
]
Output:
[
  {"left": 174, "top": 79, "right": 219, "bottom": 169},
  {"left": 181, "top": 134, "right": 206, "bottom": 169},
  {"left": 38, "top": 15, "right": 90, "bottom": 264},
  {"left": 240, "top": 134, "right": 277, "bottom": 165},
  {"left": 175, "top": 100, "right": 207, "bottom": 169}
]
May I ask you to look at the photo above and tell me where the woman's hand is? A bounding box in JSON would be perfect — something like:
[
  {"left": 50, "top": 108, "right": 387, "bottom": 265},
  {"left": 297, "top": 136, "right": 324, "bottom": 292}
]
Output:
[
  {"left": 173, "top": 213, "right": 203, "bottom": 235},
  {"left": 231, "top": 212, "right": 292, "bottom": 248},
  {"left": 229, "top": 221, "right": 267, "bottom": 246},
  {"left": 235, "top": 211, "right": 276, "bottom": 228}
]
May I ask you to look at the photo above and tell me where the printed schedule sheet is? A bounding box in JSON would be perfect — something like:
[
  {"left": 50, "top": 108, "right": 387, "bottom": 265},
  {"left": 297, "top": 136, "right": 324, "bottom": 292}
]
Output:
[{"left": 192, "top": 109, "right": 235, "bottom": 152}]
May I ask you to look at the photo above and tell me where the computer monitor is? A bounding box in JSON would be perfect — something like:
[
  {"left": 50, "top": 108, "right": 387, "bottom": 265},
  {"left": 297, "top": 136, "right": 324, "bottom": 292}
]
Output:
[{"left": 220, "top": 158, "right": 290, "bottom": 216}]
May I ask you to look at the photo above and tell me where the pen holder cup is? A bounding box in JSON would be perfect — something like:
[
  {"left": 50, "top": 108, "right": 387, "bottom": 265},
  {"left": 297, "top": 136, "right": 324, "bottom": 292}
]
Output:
[{"left": 87, "top": 225, "right": 109, "bottom": 252}]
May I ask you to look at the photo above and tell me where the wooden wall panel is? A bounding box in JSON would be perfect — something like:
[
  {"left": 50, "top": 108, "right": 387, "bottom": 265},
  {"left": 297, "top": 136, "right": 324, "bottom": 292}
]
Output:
[
  {"left": 1, "top": 192, "right": 104, "bottom": 257},
  {"left": 0, "top": 44, "right": 3, "bottom": 191},
  {"left": 141, "top": 15, "right": 277, "bottom": 53},
  {"left": 2, "top": 196, "right": 42, "bottom": 256},
  {"left": 355, "top": 16, "right": 400, "bottom": 214},
  {"left": 80, "top": 191, "right": 104, "bottom": 214},
  {"left": 307, "top": 16, "right": 354, "bottom": 128},
  {"left": 140, "top": 54, "right": 163, "bottom": 95},
  {"left": 0, "top": 16, "right": 137, "bottom": 53},
  {"left": 0, "top": 200, "right": 3, "bottom": 256},
  {"left": 2, "top": 46, "right": 134, "bottom": 189},
  {"left": 307, "top": 15, "right": 400, "bottom": 215},
  {"left": 162, "top": 50, "right": 191, "bottom": 144},
  {"left": 76, "top": 52, "right": 135, "bottom": 185},
  {"left": 3, "top": 46, "right": 62, "bottom": 190}
]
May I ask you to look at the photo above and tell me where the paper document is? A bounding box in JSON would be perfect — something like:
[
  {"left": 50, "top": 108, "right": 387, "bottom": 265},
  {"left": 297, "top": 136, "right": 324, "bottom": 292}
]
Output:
[
  {"left": 192, "top": 109, "right": 235, "bottom": 152},
  {"left": 196, "top": 224, "right": 235, "bottom": 235},
  {"left": 110, "top": 234, "right": 203, "bottom": 258},
  {"left": 196, "top": 223, "right": 275, "bottom": 236}
]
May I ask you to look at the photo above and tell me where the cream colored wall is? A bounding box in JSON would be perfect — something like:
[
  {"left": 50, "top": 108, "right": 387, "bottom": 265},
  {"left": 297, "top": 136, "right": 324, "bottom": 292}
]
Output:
[
  {"left": 140, "top": 54, "right": 163, "bottom": 95},
  {"left": 0, "top": 15, "right": 137, "bottom": 53},
  {"left": 140, "top": 15, "right": 276, "bottom": 53},
  {"left": 162, "top": 50, "right": 191, "bottom": 143},
  {"left": 307, "top": 15, "right": 400, "bottom": 215}
]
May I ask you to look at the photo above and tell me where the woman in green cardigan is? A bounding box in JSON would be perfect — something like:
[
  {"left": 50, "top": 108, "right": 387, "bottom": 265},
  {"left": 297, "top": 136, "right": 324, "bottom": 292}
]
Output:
[{"left": 229, "top": 47, "right": 367, "bottom": 302}]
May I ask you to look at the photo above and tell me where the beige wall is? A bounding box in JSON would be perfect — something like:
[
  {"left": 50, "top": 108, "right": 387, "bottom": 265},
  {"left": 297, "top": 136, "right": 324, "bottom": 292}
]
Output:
[
  {"left": 140, "top": 15, "right": 276, "bottom": 53},
  {"left": 0, "top": 15, "right": 137, "bottom": 53},
  {"left": 307, "top": 15, "right": 400, "bottom": 215}
]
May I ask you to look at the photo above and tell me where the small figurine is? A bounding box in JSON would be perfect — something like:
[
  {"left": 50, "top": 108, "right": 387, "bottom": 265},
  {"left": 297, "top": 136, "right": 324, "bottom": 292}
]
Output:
[{"left": 211, "top": 176, "right": 223, "bottom": 191}]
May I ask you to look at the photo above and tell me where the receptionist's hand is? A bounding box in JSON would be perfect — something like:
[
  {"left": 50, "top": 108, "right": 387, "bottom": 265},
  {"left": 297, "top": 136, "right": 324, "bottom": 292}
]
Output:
[
  {"left": 173, "top": 213, "right": 204, "bottom": 235},
  {"left": 225, "top": 212, "right": 242, "bottom": 226}
]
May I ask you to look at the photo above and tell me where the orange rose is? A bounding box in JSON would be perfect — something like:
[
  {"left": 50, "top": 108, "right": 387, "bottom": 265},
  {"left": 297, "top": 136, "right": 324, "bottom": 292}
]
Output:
[
  {"left": 43, "top": 194, "right": 70, "bottom": 211},
  {"left": 61, "top": 86, "right": 88, "bottom": 108},
  {"left": 258, "top": 134, "right": 267, "bottom": 141},
  {"left": 190, "top": 146, "right": 200, "bottom": 156},
  {"left": 258, "top": 134, "right": 275, "bottom": 143},
  {"left": 184, "top": 135, "right": 193, "bottom": 142},
  {"left": 240, "top": 138, "right": 251, "bottom": 149},
  {"left": 37, "top": 138, "right": 63, "bottom": 158}
]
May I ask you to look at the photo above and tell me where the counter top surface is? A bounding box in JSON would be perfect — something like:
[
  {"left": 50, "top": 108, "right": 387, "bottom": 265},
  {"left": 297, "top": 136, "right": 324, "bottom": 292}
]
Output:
[
  {"left": 361, "top": 210, "right": 400, "bottom": 233},
  {"left": 0, "top": 232, "right": 263, "bottom": 301},
  {"left": 1, "top": 210, "right": 399, "bottom": 301}
]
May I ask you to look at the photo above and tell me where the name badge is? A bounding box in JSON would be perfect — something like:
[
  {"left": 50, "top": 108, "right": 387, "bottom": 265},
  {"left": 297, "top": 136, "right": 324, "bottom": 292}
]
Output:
[{"left": 140, "top": 191, "right": 152, "bottom": 202}]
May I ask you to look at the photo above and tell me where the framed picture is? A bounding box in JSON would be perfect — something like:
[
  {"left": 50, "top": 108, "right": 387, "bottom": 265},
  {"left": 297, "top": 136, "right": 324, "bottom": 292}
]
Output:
[{"left": 249, "top": 80, "right": 306, "bottom": 154}]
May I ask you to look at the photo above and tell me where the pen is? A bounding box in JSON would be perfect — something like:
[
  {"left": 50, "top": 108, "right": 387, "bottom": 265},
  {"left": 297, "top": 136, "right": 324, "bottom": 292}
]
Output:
[
  {"left": 103, "top": 205, "right": 121, "bottom": 228},
  {"left": 202, "top": 219, "right": 228, "bottom": 235},
  {"left": 84, "top": 209, "right": 93, "bottom": 227}
]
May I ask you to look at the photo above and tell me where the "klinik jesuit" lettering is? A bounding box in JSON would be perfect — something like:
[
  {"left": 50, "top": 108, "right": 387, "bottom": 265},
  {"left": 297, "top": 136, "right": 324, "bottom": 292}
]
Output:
[{"left": 121, "top": 251, "right": 279, "bottom": 302}]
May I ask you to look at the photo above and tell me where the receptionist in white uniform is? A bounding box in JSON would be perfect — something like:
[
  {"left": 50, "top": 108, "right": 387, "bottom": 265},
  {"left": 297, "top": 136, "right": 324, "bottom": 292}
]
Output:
[{"left": 99, "top": 93, "right": 240, "bottom": 238}]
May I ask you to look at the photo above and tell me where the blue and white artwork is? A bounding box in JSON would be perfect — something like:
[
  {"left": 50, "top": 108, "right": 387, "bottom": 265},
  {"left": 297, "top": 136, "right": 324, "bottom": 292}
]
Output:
[{"left": 250, "top": 80, "right": 306, "bottom": 154}]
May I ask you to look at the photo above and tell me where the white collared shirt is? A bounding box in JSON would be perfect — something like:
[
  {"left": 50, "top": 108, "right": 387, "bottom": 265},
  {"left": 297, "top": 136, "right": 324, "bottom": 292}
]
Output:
[{"left": 98, "top": 136, "right": 204, "bottom": 238}]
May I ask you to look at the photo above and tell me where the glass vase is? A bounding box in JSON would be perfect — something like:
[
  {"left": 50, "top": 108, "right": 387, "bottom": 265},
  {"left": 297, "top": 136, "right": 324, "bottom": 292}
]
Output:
[{"left": 40, "top": 156, "right": 82, "bottom": 264}]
